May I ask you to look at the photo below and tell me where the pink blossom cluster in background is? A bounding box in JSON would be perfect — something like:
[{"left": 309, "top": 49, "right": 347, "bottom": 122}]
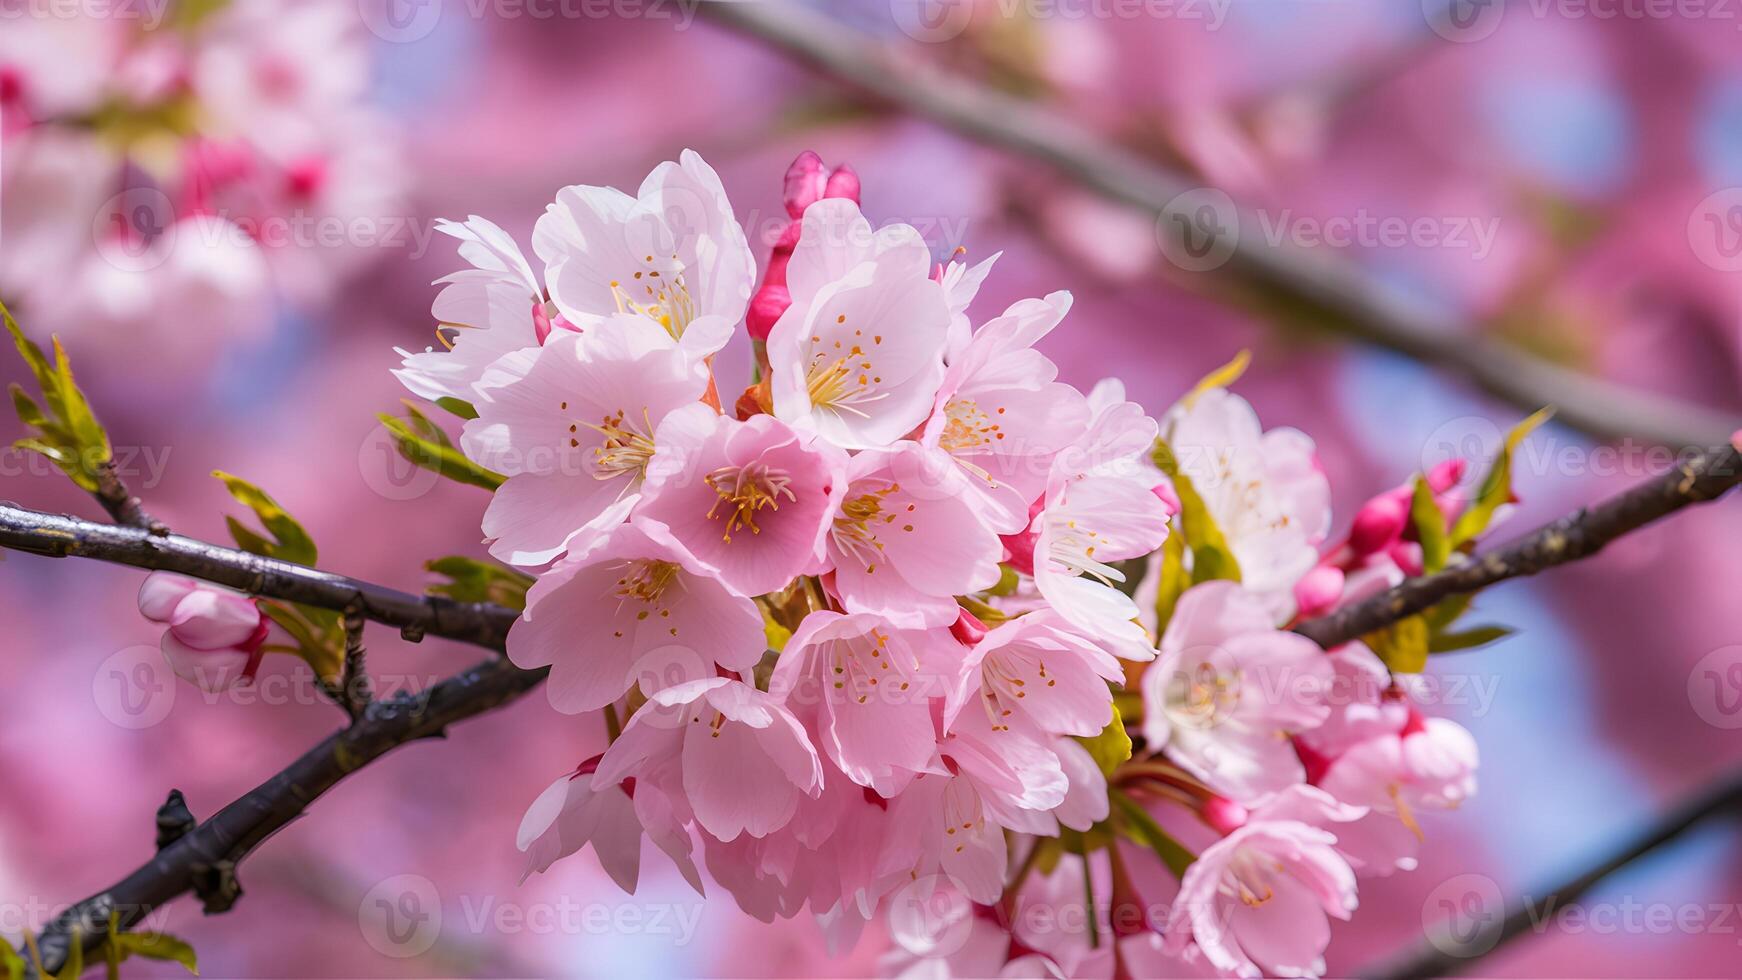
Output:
[{"left": 0, "top": 0, "right": 401, "bottom": 370}]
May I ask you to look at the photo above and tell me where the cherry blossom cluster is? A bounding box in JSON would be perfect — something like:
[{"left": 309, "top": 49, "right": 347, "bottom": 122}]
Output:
[
  {"left": 382, "top": 150, "right": 1483, "bottom": 978},
  {"left": 0, "top": 0, "right": 401, "bottom": 357}
]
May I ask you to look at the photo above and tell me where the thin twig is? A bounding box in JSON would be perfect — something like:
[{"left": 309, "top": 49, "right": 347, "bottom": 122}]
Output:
[
  {"left": 699, "top": 1, "right": 1740, "bottom": 449},
  {"left": 0, "top": 502, "right": 518, "bottom": 651},
  {"left": 1360, "top": 766, "right": 1742, "bottom": 980},
  {"left": 29, "top": 655, "right": 547, "bottom": 975},
  {"left": 315, "top": 602, "right": 374, "bottom": 720},
  {"left": 92, "top": 458, "right": 167, "bottom": 535},
  {"left": 1295, "top": 444, "right": 1742, "bottom": 649}
]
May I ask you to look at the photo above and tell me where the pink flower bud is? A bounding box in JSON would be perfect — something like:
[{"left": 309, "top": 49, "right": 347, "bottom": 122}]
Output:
[
  {"left": 1349, "top": 490, "right": 1408, "bottom": 556},
  {"left": 1388, "top": 540, "right": 1424, "bottom": 577},
  {"left": 139, "top": 572, "right": 269, "bottom": 692},
  {"left": 284, "top": 155, "right": 326, "bottom": 200},
  {"left": 949, "top": 608, "right": 989, "bottom": 647},
  {"left": 782, "top": 150, "right": 827, "bottom": 219},
  {"left": 1293, "top": 565, "right": 1344, "bottom": 619},
  {"left": 1200, "top": 795, "right": 1250, "bottom": 836},
  {"left": 1151, "top": 480, "right": 1181, "bottom": 517},
  {"left": 532, "top": 299, "right": 553, "bottom": 345},
  {"left": 746, "top": 283, "right": 789, "bottom": 342},
  {"left": 1426, "top": 458, "right": 1466, "bottom": 494},
  {"left": 822, "top": 163, "right": 860, "bottom": 205}
]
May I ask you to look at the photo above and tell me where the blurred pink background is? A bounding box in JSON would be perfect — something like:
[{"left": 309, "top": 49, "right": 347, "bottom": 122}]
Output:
[{"left": 4, "top": 0, "right": 1742, "bottom": 975}]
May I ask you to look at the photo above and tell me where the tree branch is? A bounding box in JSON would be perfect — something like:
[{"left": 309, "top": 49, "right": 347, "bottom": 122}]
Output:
[
  {"left": 1360, "top": 766, "right": 1742, "bottom": 980},
  {"left": 0, "top": 502, "right": 518, "bottom": 651},
  {"left": 1295, "top": 444, "right": 1742, "bottom": 649},
  {"left": 30, "top": 655, "right": 547, "bottom": 975},
  {"left": 91, "top": 458, "right": 166, "bottom": 535},
  {"left": 699, "top": 1, "right": 1740, "bottom": 449}
]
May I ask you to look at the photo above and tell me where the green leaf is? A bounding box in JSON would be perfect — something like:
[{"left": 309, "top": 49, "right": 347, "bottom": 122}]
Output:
[
  {"left": 259, "top": 602, "right": 344, "bottom": 682},
  {"left": 434, "top": 396, "right": 479, "bottom": 420},
  {"left": 1429, "top": 624, "right": 1516, "bottom": 653},
  {"left": 4, "top": 302, "right": 111, "bottom": 492},
  {"left": 1076, "top": 705, "right": 1133, "bottom": 777},
  {"left": 1410, "top": 476, "right": 1450, "bottom": 574},
  {"left": 1152, "top": 440, "right": 1241, "bottom": 585},
  {"left": 1449, "top": 407, "right": 1553, "bottom": 547},
  {"left": 985, "top": 563, "right": 1022, "bottom": 598},
  {"left": 113, "top": 933, "right": 198, "bottom": 975},
  {"left": 0, "top": 935, "right": 24, "bottom": 980},
  {"left": 425, "top": 556, "right": 533, "bottom": 611},
  {"left": 213, "top": 471, "right": 318, "bottom": 566},
  {"left": 1181, "top": 349, "right": 1251, "bottom": 410},
  {"left": 1150, "top": 531, "right": 1189, "bottom": 636},
  {"left": 1111, "top": 791, "right": 1195, "bottom": 878},
  {"left": 379, "top": 403, "right": 503, "bottom": 492},
  {"left": 1366, "top": 615, "right": 1430, "bottom": 674},
  {"left": 1421, "top": 592, "right": 1474, "bottom": 634}
]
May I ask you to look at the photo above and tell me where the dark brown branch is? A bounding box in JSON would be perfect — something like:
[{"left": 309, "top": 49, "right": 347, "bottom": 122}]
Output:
[
  {"left": 699, "top": 2, "right": 1740, "bottom": 449},
  {"left": 31, "top": 655, "right": 547, "bottom": 975},
  {"left": 1361, "top": 766, "right": 1742, "bottom": 980},
  {"left": 1295, "top": 444, "right": 1742, "bottom": 649},
  {"left": 0, "top": 502, "right": 518, "bottom": 651},
  {"left": 90, "top": 458, "right": 167, "bottom": 534}
]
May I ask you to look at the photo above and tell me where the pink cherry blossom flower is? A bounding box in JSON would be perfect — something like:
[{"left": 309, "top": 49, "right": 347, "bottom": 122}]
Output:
[
  {"left": 766, "top": 198, "right": 953, "bottom": 449},
  {"left": 937, "top": 250, "right": 1001, "bottom": 361},
  {"left": 395, "top": 216, "right": 549, "bottom": 405},
  {"left": 1026, "top": 386, "right": 1171, "bottom": 659},
  {"left": 518, "top": 756, "right": 703, "bottom": 895},
  {"left": 461, "top": 328, "right": 709, "bottom": 565},
  {"left": 881, "top": 709, "right": 1068, "bottom": 904},
  {"left": 534, "top": 150, "right": 755, "bottom": 361},
  {"left": 772, "top": 610, "right": 959, "bottom": 797},
  {"left": 921, "top": 292, "right": 1093, "bottom": 534},
  {"left": 509, "top": 520, "right": 767, "bottom": 714},
  {"left": 1163, "top": 806, "right": 1359, "bottom": 978},
  {"left": 1317, "top": 711, "right": 1478, "bottom": 875},
  {"left": 956, "top": 611, "right": 1124, "bottom": 740},
  {"left": 1161, "top": 387, "right": 1331, "bottom": 621},
  {"left": 595, "top": 678, "right": 824, "bottom": 842},
  {"left": 826, "top": 442, "right": 1003, "bottom": 628},
  {"left": 637, "top": 412, "right": 844, "bottom": 597},
  {"left": 1142, "top": 581, "right": 1333, "bottom": 800},
  {"left": 137, "top": 572, "right": 271, "bottom": 692}
]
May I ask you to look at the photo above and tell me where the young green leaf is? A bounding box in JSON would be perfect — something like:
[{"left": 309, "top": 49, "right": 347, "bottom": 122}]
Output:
[
  {"left": 1365, "top": 615, "right": 1430, "bottom": 674},
  {"left": 380, "top": 402, "right": 503, "bottom": 491},
  {"left": 1152, "top": 440, "right": 1242, "bottom": 585},
  {"left": 1111, "top": 791, "right": 1196, "bottom": 878},
  {"left": 4, "top": 301, "right": 112, "bottom": 493},
  {"left": 1450, "top": 407, "right": 1553, "bottom": 547},
  {"left": 425, "top": 556, "right": 533, "bottom": 611},
  {"left": 1150, "top": 530, "right": 1189, "bottom": 636},
  {"left": 1429, "top": 624, "right": 1516, "bottom": 653},
  {"left": 212, "top": 471, "right": 318, "bottom": 566},
  {"left": 0, "top": 934, "right": 23, "bottom": 980},
  {"left": 113, "top": 932, "right": 199, "bottom": 976},
  {"left": 434, "top": 396, "right": 479, "bottom": 420},
  {"left": 1180, "top": 349, "right": 1251, "bottom": 410},
  {"left": 1077, "top": 705, "right": 1133, "bottom": 777},
  {"left": 1410, "top": 475, "right": 1450, "bottom": 574}
]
